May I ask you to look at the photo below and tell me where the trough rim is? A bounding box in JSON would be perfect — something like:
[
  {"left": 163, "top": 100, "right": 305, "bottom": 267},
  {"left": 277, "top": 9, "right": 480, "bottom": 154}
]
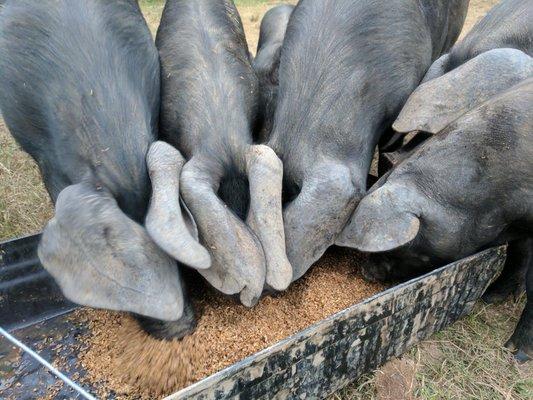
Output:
[
  {"left": 0, "top": 234, "right": 505, "bottom": 399},
  {"left": 165, "top": 245, "right": 505, "bottom": 399}
]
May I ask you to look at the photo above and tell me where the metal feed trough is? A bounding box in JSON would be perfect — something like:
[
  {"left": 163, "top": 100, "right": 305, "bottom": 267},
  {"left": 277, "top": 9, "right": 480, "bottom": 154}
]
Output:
[{"left": 0, "top": 234, "right": 506, "bottom": 399}]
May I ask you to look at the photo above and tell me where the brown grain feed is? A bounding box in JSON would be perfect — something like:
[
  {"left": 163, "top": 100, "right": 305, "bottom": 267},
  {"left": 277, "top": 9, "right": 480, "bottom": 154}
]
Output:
[{"left": 77, "top": 248, "right": 384, "bottom": 399}]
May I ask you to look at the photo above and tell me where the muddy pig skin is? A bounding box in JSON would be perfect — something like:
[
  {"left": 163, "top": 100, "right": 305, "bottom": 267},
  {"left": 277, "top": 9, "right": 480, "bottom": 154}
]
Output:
[
  {"left": 253, "top": 4, "right": 294, "bottom": 142},
  {"left": 0, "top": 0, "right": 197, "bottom": 338},
  {"left": 338, "top": 79, "right": 533, "bottom": 361},
  {"left": 266, "top": 0, "right": 469, "bottom": 281}
]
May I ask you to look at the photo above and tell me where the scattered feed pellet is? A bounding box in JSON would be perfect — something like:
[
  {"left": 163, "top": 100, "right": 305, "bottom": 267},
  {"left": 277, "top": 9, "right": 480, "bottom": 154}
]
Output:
[{"left": 77, "top": 248, "right": 385, "bottom": 399}]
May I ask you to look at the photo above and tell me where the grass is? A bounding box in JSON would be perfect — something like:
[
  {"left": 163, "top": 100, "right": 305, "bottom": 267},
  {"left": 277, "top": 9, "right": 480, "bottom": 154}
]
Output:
[
  {"left": 0, "top": 0, "right": 530, "bottom": 398},
  {"left": 331, "top": 299, "right": 532, "bottom": 400},
  {"left": 138, "top": 0, "right": 165, "bottom": 37},
  {"left": 410, "top": 299, "right": 531, "bottom": 400},
  {"left": 0, "top": 119, "right": 52, "bottom": 240}
]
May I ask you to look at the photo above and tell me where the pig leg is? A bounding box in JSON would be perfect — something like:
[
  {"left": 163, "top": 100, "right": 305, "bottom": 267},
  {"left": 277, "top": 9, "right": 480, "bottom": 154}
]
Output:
[
  {"left": 483, "top": 238, "right": 531, "bottom": 304},
  {"left": 505, "top": 239, "right": 533, "bottom": 362},
  {"left": 181, "top": 157, "right": 266, "bottom": 307},
  {"left": 378, "top": 151, "right": 403, "bottom": 177},
  {"left": 245, "top": 145, "right": 292, "bottom": 291},
  {"left": 285, "top": 162, "right": 359, "bottom": 281},
  {"left": 378, "top": 131, "right": 433, "bottom": 176}
]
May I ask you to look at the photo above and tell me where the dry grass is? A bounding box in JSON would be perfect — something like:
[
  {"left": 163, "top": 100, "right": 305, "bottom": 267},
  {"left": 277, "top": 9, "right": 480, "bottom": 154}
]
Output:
[
  {"left": 332, "top": 299, "right": 533, "bottom": 400},
  {"left": 0, "top": 0, "right": 530, "bottom": 399},
  {"left": 461, "top": 0, "right": 502, "bottom": 38},
  {"left": 0, "top": 119, "right": 52, "bottom": 240},
  {"left": 411, "top": 298, "right": 532, "bottom": 399},
  {"left": 138, "top": 0, "right": 165, "bottom": 38}
]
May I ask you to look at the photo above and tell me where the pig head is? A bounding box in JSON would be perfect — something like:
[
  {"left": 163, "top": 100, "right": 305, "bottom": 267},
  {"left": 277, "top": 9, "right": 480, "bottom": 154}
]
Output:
[{"left": 266, "top": 0, "right": 469, "bottom": 281}]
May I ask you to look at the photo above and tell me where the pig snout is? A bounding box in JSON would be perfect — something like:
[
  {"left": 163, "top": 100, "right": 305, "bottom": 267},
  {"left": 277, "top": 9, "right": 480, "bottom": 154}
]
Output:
[
  {"left": 135, "top": 299, "right": 197, "bottom": 341},
  {"left": 283, "top": 162, "right": 363, "bottom": 282}
]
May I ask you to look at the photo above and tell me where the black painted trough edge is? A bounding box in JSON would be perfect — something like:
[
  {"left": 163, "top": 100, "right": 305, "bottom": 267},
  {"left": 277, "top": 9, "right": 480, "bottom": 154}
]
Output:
[
  {"left": 0, "top": 233, "right": 77, "bottom": 330},
  {"left": 166, "top": 246, "right": 506, "bottom": 400},
  {"left": 0, "top": 234, "right": 506, "bottom": 400}
]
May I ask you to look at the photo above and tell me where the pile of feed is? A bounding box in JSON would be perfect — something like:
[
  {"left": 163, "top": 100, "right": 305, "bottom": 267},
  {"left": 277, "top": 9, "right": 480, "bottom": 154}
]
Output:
[{"left": 77, "top": 248, "right": 385, "bottom": 399}]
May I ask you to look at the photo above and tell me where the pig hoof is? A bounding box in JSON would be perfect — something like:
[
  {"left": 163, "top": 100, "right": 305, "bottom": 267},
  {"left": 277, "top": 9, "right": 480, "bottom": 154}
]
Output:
[
  {"left": 482, "top": 283, "right": 524, "bottom": 304},
  {"left": 481, "top": 290, "right": 509, "bottom": 305},
  {"left": 505, "top": 337, "right": 532, "bottom": 364},
  {"left": 135, "top": 302, "right": 197, "bottom": 340},
  {"left": 513, "top": 350, "right": 531, "bottom": 364}
]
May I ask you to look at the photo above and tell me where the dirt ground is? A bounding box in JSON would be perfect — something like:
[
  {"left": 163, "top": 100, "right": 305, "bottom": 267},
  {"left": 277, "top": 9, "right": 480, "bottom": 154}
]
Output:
[{"left": 0, "top": 0, "right": 531, "bottom": 398}]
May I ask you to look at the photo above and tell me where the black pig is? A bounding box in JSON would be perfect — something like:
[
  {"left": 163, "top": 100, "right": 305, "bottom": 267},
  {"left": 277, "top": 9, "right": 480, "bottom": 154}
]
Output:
[
  {"left": 382, "top": 0, "right": 532, "bottom": 153},
  {"left": 423, "top": 0, "right": 533, "bottom": 82},
  {"left": 266, "top": 0, "right": 469, "bottom": 280},
  {"left": 380, "top": 48, "right": 533, "bottom": 174},
  {"left": 155, "top": 0, "right": 292, "bottom": 306},
  {"left": 0, "top": 0, "right": 201, "bottom": 337},
  {"left": 253, "top": 4, "right": 294, "bottom": 142},
  {"left": 338, "top": 79, "right": 533, "bottom": 361}
]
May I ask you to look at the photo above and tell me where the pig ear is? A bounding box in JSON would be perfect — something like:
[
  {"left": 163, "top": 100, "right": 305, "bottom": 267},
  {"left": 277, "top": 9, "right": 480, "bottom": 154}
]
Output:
[
  {"left": 420, "top": 53, "right": 450, "bottom": 84},
  {"left": 394, "top": 48, "right": 533, "bottom": 135},
  {"left": 336, "top": 189, "right": 420, "bottom": 253},
  {"left": 145, "top": 141, "right": 211, "bottom": 270},
  {"left": 181, "top": 157, "right": 266, "bottom": 307},
  {"left": 245, "top": 145, "right": 292, "bottom": 291},
  {"left": 283, "top": 162, "right": 360, "bottom": 281},
  {"left": 38, "top": 182, "right": 185, "bottom": 321}
]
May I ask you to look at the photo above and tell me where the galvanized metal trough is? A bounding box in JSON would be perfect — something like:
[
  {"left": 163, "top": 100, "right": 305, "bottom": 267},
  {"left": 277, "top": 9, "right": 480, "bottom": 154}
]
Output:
[{"left": 0, "top": 234, "right": 506, "bottom": 399}]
